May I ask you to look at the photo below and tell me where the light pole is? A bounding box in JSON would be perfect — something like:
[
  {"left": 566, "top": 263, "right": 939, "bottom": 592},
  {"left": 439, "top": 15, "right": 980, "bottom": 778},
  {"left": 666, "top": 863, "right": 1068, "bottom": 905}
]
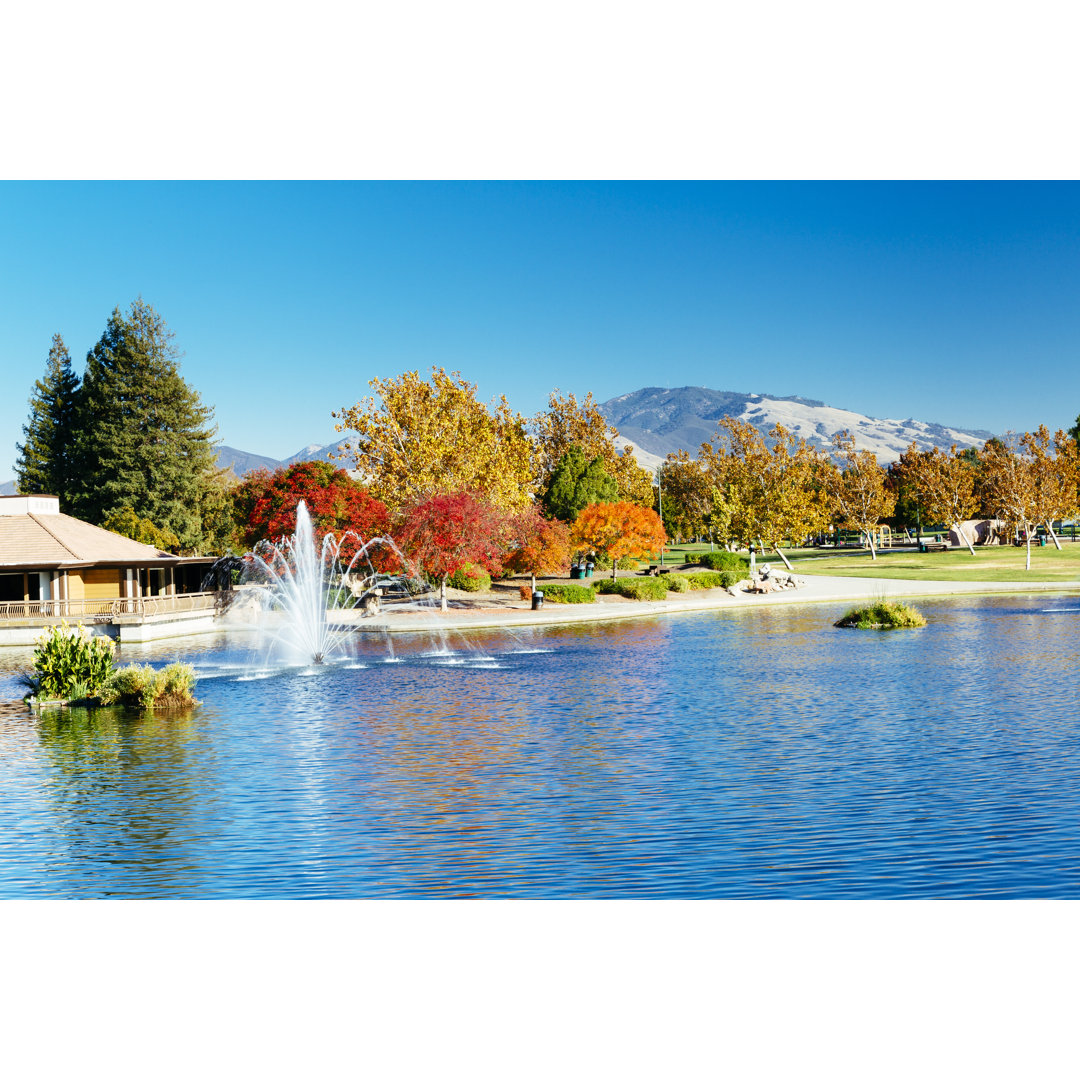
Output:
[{"left": 657, "top": 463, "right": 664, "bottom": 566}]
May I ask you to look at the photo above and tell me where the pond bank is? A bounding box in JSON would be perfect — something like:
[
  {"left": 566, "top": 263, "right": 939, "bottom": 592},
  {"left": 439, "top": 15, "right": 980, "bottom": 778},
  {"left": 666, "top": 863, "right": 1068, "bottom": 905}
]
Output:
[{"left": 336, "top": 574, "right": 1080, "bottom": 632}]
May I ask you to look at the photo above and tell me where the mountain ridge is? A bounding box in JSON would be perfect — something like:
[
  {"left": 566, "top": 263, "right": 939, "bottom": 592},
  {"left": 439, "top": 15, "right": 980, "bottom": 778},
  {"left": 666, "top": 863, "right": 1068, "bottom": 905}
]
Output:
[{"left": 598, "top": 386, "right": 994, "bottom": 470}]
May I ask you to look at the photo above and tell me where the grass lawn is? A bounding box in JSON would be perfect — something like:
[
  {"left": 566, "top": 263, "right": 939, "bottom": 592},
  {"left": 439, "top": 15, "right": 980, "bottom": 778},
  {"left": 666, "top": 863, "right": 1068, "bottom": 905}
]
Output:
[{"left": 788, "top": 543, "right": 1080, "bottom": 583}]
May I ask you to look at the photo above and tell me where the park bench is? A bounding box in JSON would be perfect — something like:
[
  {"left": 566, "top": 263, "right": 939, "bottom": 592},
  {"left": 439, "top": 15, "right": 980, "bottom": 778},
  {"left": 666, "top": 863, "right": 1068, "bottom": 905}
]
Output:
[{"left": 918, "top": 541, "right": 950, "bottom": 553}]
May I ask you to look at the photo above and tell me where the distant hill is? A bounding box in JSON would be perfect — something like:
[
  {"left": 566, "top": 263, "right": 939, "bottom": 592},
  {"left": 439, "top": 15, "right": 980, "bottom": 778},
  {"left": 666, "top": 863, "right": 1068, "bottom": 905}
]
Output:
[
  {"left": 214, "top": 439, "right": 357, "bottom": 479},
  {"left": 0, "top": 479, "right": 15, "bottom": 496},
  {"left": 599, "top": 386, "right": 994, "bottom": 466}
]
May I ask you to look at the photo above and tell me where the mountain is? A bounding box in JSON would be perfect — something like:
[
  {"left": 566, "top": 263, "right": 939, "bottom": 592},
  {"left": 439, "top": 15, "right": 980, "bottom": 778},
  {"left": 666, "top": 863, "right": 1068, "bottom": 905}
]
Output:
[
  {"left": 0, "top": 480, "right": 15, "bottom": 496},
  {"left": 214, "top": 439, "right": 358, "bottom": 479},
  {"left": 599, "top": 386, "right": 994, "bottom": 467}
]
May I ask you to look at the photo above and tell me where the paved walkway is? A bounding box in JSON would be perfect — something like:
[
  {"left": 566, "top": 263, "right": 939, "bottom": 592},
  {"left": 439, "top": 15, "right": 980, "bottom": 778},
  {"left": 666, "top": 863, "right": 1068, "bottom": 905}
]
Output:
[{"left": 338, "top": 574, "right": 1080, "bottom": 633}]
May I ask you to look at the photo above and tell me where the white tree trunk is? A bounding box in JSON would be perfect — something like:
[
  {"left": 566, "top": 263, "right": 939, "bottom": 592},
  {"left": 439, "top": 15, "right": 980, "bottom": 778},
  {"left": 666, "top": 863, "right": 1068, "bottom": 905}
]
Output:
[
  {"left": 954, "top": 521, "right": 976, "bottom": 555},
  {"left": 1025, "top": 523, "right": 1032, "bottom": 571},
  {"left": 440, "top": 575, "right": 448, "bottom": 611},
  {"left": 1046, "top": 520, "right": 1062, "bottom": 550},
  {"left": 772, "top": 544, "right": 794, "bottom": 572},
  {"left": 867, "top": 531, "right": 878, "bottom": 560}
]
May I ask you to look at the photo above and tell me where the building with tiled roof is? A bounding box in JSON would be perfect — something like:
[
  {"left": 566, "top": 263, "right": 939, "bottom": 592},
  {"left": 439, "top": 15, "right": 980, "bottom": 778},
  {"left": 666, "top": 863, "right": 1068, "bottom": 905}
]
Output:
[{"left": 1, "top": 495, "right": 218, "bottom": 641}]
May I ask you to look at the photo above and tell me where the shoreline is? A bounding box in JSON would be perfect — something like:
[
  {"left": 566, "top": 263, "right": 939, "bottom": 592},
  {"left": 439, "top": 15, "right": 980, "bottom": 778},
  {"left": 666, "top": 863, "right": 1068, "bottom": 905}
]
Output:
[{"left": 332, "top": 574, "right": 1080, "bottom": 633}]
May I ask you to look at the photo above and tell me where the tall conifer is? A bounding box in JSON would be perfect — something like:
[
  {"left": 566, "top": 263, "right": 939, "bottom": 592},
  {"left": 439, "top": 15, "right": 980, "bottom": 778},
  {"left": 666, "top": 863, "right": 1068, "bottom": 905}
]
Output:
[
  {"left": 15, "top": 333, "right": 81, "bottom": 503},
  {"left": 70, "top": 298, "right": 217, "bottom": 550}
]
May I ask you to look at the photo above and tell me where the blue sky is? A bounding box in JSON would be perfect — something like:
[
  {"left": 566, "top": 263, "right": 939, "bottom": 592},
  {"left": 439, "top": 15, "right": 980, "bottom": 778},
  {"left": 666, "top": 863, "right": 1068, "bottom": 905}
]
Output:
[{"left": 2, "top": 180, "right": 1078, "bottom": 480}]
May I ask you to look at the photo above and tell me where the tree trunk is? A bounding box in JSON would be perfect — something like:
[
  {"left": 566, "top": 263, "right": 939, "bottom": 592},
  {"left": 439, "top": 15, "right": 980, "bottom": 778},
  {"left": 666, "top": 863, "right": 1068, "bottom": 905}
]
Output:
[
  {"left": 531, "top": 572, "right": 536, "bottom": 592},
  {"left": 772, "top": 544, "right": 794, "bottom": 572},
  {"left": 867, "top": 531, "right": 877, "bottom": 560},
  {"left": 1046, "top": 520, "right": 1062, "bottom": 550},
  {"left": 1025, "top": 523, "right": 1032, "bottom": 571},
  {"left": 954, "top": 521, "right": 976, "bottom": 555},
  {"left": 440, "top": 574, "right": 448, "bottom": 611}
]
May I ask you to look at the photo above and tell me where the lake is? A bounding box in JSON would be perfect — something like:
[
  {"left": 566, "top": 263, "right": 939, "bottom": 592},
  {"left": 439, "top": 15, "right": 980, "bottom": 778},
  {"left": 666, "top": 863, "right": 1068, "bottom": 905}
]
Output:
[{"left": 1, "top": 595, "right": 1078, "bottom": 898}]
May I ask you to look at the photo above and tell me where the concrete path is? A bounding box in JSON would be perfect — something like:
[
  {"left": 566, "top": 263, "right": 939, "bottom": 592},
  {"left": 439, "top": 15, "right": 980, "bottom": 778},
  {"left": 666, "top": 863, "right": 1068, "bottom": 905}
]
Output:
[{"left": 338, "top": 574, "right": 1080, "bottom": 634}]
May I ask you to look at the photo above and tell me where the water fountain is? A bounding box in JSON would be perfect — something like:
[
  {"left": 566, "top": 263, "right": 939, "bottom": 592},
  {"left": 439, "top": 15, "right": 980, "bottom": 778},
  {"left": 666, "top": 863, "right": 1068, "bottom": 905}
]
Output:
[{"left": 242, "top": 501, "right": 418, "bottom": 666}]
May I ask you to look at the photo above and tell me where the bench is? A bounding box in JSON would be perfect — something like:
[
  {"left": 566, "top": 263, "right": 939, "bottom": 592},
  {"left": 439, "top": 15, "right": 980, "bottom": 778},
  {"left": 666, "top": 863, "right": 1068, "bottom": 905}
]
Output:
[{"left": 918, "top": 541, "right": 950, "bottom": 553}]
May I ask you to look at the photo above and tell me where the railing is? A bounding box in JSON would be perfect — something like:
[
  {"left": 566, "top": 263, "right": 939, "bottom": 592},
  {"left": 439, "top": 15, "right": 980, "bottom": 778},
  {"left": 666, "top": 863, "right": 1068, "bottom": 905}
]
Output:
[{"left": 0, "top": 592, "right": 222, "bottom": 623}]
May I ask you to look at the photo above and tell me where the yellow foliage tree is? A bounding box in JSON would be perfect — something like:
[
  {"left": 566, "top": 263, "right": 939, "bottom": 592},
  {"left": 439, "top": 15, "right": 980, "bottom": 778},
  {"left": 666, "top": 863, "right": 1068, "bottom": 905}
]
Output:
[
  {"left": 825, "top": 431, "right": 896, "bottom": 560},
  {"left": 1022, "top": 425, "right": 1080, "bottom": 550},
  {"left": 571, "top": 501, "right": 667, "bottom": 582},
  {"left": 332, "top": 368, "right": 534, "bottom": 512},
  {"left": 895, "top": 442, "right": 978, "bottom": 554},
  {"left": 699, "top": 418, "right": 830, "bottom": 569},
  {"left": 532, "top": 389, "right": 654, "bottom": 507},
  {"left": 979, "top": 434, "right": 1040, "bottom": 569},
  {"left": 658, "top": 451, "right": 713, "bottom": 543}
]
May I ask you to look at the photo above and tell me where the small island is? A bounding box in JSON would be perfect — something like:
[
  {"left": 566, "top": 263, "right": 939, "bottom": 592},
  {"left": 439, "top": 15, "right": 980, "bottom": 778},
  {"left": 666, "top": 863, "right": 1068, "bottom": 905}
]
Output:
[{"left": 834, "top": 599, "right": 927, "bottom": 630}]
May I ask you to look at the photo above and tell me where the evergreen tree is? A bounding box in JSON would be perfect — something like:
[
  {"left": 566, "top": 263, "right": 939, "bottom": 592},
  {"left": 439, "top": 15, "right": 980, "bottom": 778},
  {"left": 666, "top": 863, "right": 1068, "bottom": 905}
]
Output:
[
  {"left": 542, "top": 445, "right": 618, "bottom": 521},
  {"left": 70, "top": 298, "right": 217, "bottom": 551},
  {"left": 1070, "top": 413, "right": 1080, "bottom": 449},
  {"left": 14, "top": 334, "right": 80, "bottom": 502}
]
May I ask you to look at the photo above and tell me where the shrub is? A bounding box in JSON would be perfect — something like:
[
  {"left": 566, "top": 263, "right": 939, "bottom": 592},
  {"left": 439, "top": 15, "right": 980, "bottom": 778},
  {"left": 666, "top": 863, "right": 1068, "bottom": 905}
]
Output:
[
  {"left": 446, "top": 563, "right": 491, "bottom": 592},
  {"left": 694, "top": 551, "right": 750, "bottom": 572},
  {"left": 671, "top": 570, "right": 743, "bottom": 590},
  {"left": 30, "top": 623, "right": 115, "bottom": 701},
  {"left": 595, "top": 577, "right": 668, "bottom": 601},
  {"left": 834, "top": 601, "right": 926, "bottom": 630},
  {"left": 519, "top": 584, "right": 533, "bottom": 600},
  {"left": 540, "top": 583, "right": 596, "bottom": 604},
  {"left": 665, "top": 575, "right": 690, "bottom": 593},
  {"left": 99, "top": 662, "right": 199, "bottom": 708}
]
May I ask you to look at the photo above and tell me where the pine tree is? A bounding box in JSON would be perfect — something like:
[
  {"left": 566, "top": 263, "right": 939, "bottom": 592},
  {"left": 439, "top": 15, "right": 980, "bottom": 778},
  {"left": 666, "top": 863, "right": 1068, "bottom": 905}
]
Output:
[
  {"left": 70, "top": 298, "right": 217, "bottom": 551},
  {"left": 14, "top": 334, "right": 81, "bottom": 502},
  {"left": 542, "top": 445, "right": 618, "bottom": 521}
]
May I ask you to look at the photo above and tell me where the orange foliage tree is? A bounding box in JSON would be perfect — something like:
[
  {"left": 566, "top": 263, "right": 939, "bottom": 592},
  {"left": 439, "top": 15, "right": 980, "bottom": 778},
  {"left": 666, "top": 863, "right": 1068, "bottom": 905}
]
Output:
[
  {"left": 503, "top": 504, "right": 572, "bottom": 591},
  {"left": 571, "top": 501, "right": 667, "bottom": 581}
]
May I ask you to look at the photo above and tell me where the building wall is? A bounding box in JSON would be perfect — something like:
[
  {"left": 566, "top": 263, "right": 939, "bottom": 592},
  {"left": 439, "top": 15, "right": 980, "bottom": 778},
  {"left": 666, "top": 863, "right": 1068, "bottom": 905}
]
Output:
[
  {"left": 66, "top": 572, "right": 85, "bottom": 600},
  {"left": 82, "top": 568, "right": 124, "bottom": 599}
]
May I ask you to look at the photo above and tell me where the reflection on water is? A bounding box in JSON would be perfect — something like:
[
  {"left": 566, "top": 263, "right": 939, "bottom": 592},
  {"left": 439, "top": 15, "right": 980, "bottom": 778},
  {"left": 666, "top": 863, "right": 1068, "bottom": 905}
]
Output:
[{"left": 1, "top": 596, "right": 1079, "bottom": 898}]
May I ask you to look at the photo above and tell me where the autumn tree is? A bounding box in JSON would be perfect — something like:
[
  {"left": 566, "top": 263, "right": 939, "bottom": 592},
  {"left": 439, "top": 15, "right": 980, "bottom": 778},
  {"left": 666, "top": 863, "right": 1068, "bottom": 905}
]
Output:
[
  {"left": 825, "top": 431, "right": 896, "bottom": 559},
  {"left": 69, "top": 298, "right": 218, "bottom": 552},
  {"left": 979, "top": 435, "right": 1041, "bottom": 570},
  {"left": 503, "top": 504, "right": 572, "bottom": 590},
  {"left": 656, "top": 451, "right": 713, "bottom": 543},
  {"left": 571, "top": 501, "right": 666, "bottom": 582},
  {"left": 542, "top": 445, "right": 618, "bottom": 521},
  {"left": 231, "top": 459, "right": 391, "bottom": 566},
  {"left": 394, "top": 490, "right": 510, "bottom": 611},
  {"left": 14, "top": 333, "right": 81, "bottom": 505},
  {"left": 532, "top": 389, "right": 654, "bottom": 507},
  {"left": 895, "top": 442, "right": 979, "bottom": 555},
  {"left": 1022, "top": 425, "right": 1080, "bottom": 550},
  {"left": 699, "top": 419, "right": 830, "bottom": 570},
  {"left": 332, "top": 368, "right": 533, "bottom": 512}
]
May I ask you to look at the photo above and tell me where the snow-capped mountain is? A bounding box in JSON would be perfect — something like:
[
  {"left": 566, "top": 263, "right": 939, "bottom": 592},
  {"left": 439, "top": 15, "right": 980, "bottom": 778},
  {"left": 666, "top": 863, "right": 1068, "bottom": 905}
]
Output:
[{"left": 600, "top": 386, "right": 994, "bottom": 467}]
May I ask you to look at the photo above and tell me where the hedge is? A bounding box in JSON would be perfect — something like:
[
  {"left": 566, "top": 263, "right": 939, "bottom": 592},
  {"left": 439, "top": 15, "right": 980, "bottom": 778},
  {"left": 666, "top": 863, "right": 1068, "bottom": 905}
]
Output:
[{"left": 541, "top": 583, "right": 596, "bottom": 604}]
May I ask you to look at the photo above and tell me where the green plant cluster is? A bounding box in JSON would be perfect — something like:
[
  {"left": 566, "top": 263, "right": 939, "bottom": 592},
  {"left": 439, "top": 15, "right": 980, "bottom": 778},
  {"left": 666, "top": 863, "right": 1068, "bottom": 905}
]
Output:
[
  {"left": 99, "top": 662, "right": 199, "bottom": 708},
  {"left": 540, "top": 583, "right": 596, "bottom": 603},
  {"left": 692, "top": 551, "right": 750, "bottom": 572},
  {"left": 663, "top": 570, "right": 743, "bottom": 590},
  {"left": 595, "top": 577, "right": 669, "bottom": 601},
  {"left": 447, "top": 563, "right": 491, "bottom": 592},
  {"left": 834, "top": 600, "right": 927, "bottom": 629},
  {"left": 30, "top": 623, "right": 115, "bottom": 701}
]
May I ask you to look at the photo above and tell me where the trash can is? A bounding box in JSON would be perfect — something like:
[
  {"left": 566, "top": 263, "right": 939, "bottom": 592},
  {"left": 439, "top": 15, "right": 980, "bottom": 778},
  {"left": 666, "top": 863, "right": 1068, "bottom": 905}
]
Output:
[
  {"left": 531, "top": 590, "right": 544, "bottom": 610},
  {"left": 585, "top": 562, "right": 594, "bottom": 578},
  {"left": 570, "top": 566, "right": 582, "bottom": 579},
  {"left": 1039, "top": 535, "right": 1047, "bottom": 546}
]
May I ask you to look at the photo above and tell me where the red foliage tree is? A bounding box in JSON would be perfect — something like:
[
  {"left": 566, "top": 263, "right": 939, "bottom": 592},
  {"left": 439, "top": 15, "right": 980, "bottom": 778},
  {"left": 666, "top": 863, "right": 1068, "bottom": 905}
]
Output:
[
  {"left": 503, "top": 504, "right": 572, "bottom": 590},
  {"left": 394, "top": 490, "right": 510, "bottom": 610},
  {"left": 231, "top": 460, "right": 392, "bottom": 567}
]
